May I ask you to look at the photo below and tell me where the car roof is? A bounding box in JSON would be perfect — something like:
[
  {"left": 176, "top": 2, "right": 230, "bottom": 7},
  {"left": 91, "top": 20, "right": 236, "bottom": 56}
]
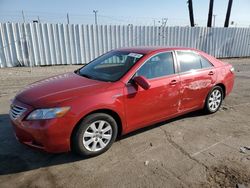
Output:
[{"left": 117, "top": 46, "right": 199, "bottom": 54}]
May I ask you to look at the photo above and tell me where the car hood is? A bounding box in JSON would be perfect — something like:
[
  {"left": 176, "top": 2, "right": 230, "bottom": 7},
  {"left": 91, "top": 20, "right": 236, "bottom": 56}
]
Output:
[{"left": 16, "top": 72, "right": 111, "bottom": 107}]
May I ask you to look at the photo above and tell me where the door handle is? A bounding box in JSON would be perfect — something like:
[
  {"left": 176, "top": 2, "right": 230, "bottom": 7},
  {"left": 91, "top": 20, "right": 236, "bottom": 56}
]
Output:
[
  {"left": 170, "top": 80, "right": 177, "bottom": 85},
  {"left": 208, "top": 71, "right": 214, "bottom": 75}
]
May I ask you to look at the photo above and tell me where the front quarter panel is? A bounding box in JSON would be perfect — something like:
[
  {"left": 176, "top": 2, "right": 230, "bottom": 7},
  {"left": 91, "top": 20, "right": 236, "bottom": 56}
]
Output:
[{"left": 63, "top": 83, "right": 126, "bottom": 136}]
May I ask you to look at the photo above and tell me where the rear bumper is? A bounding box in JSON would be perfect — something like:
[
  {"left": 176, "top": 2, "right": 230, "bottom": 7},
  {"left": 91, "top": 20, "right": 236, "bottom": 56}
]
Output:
[{"left": 224, "top": 73, "right": 235, "bottom": 97}]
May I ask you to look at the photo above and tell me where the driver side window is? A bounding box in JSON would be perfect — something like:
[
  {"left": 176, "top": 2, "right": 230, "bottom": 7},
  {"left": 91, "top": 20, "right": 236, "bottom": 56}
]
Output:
[{"left": 136, "top": 52, "right": 175, "bottom": 79}]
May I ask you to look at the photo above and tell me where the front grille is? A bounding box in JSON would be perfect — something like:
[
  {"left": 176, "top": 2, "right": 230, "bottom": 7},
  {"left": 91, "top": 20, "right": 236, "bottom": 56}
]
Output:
[{"left": 9, "top": 104, "right": 27, "bottom": 120}]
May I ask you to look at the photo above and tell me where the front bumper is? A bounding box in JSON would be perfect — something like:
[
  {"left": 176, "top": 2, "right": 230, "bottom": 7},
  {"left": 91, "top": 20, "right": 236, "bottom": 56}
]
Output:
[{"left": 10, "top": 99, "right": 74, "bottom": 153}]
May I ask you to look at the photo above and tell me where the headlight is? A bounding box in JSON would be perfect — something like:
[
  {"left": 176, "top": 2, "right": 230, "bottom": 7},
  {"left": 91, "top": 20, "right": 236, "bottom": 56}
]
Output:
[{"left": 27, "top": 107, "right": 70, "bottom": 120}]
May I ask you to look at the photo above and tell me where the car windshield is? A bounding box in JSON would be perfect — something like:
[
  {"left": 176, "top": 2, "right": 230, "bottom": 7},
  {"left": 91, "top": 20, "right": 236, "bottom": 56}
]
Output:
[{"left": 77, "top": 51, "right": 144, "bottom": 82}]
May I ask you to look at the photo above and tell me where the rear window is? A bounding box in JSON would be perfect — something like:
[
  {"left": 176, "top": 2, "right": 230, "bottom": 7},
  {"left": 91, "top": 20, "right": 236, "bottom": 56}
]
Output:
[
  {"left": 177, "top": 51, "right": 201, "bottom": 73},
  {"left": 177, "top": 51, "right": 214, "bottom": 73},
  {"left": 200, "top": 56, "right": 213, "bottom": 68}
]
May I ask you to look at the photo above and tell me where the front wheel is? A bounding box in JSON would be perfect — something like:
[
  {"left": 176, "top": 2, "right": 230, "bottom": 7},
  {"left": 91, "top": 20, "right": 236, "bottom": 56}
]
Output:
[
  {"left": 72, "top": 113, "right": 118, "bottom": 157},
  {"left": 204, "top": 86, "right": 223, "bottom": 114}
]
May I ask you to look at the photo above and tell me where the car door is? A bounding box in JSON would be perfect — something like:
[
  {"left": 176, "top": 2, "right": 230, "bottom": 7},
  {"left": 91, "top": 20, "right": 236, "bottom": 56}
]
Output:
[
  {"left": 176, "top": 50, "right": 216, "bottom": 112},
  {"left": 124, "top": 52, "right": 181, "bottom": 132}
]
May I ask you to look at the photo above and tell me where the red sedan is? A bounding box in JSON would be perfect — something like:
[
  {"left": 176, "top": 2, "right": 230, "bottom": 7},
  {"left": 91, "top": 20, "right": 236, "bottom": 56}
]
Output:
[{"left": 10, "top": 47, "right": 234, "bottom": 156}]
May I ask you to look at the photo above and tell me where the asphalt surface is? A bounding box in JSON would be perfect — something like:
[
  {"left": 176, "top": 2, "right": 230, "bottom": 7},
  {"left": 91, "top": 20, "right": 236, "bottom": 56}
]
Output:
[{"left": 0, "top": 58, "right": 250, "bottom": 188}]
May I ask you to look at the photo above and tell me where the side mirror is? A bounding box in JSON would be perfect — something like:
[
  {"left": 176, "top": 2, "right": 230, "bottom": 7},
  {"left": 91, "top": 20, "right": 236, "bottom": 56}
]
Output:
[{"left": 133, "top": 76, "right": 151, "bottom": 90}]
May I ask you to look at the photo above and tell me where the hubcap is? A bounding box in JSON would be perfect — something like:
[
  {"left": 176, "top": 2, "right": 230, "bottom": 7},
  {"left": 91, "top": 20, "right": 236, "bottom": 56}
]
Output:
[
  {"left": 208, "top": 89, "right": 222, "bottom": 111},
  {"left": 83, "top": 120, "right": 112, "bottom": 152}
]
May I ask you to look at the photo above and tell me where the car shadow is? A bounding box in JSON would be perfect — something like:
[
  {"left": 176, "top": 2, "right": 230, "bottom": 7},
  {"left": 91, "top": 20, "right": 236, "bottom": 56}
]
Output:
[{"left": 0, "top": 110, "right": 206, "bottom": 175}]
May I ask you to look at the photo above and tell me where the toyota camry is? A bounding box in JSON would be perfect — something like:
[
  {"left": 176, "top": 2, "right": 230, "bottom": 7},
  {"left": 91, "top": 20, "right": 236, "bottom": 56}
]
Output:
[{"left": 10, "top": 47, "right": 235, "bottom": 156}]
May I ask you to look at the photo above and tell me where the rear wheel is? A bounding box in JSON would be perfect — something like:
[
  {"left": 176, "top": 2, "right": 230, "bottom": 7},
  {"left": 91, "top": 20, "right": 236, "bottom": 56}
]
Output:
[
  {"left": 204, "top": 86, "right": 223, "bottom": 114},
  {"left": 72, "top": 113, "right": 118, "bottom": 157}
]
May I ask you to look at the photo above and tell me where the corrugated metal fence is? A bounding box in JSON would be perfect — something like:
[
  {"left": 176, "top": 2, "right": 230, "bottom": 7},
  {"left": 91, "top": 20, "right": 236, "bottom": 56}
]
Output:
[{"left": 0, "top": 23, "right": 250, "bottom": 68}]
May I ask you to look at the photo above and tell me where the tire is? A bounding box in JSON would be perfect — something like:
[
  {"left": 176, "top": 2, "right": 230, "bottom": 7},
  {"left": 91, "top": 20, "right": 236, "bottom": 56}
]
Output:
[
  {"left": 72, "top": 113, "right": 118, "bottom": 157},
  {"left": 204, "top": 86, "right": 223, "bottom": 114}
]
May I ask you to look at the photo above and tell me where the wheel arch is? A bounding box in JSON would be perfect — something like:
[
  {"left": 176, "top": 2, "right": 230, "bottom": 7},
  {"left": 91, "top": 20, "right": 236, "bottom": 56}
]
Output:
[
  {"left": 215, "top": 83, "right": 226, "bottom": 99},
  {"left": 203, "top": 83, "right": 226, "bottom": 109},
  {"left": 70, "top": 108, "right": 123, "bottom": 150}
]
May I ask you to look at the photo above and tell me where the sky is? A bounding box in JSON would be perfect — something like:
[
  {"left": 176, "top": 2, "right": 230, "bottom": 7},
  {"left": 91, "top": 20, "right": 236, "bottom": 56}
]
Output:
[{"left": 0, "top": 0, "right": 249, "bottom": 27}]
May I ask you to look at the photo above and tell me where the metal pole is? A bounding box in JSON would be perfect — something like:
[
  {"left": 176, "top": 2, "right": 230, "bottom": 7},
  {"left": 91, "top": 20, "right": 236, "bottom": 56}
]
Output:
[
  {"left": 213, "top": 14, "right": 216, "bottom": 27},
  {"left": 207, "top": 0, "right": 214, "bottom": 27},
  {"left": 93, "top": 10, "right": 98, "bottom": 25},
  {"left": 67, "top": 13, "right": 70, "bottom": 24},
  {"left": 161, "top": 18, "right": 168, "bottom": 27},
  {"left": 224, "top": 0, "right": 233, "bottom": 27},
  {"left": 22, "top": 10, "right": 25, "bottom": 23},
  {"left": 187, "top": 0, "right": 195, "bottom": 27}
]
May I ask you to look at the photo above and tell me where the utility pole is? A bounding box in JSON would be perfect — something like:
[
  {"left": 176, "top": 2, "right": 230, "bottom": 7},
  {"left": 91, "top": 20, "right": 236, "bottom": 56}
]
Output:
[
  {"left": 224, "top": 0, "right": 233, "bottom": 27},
  {"left": 161, "top": 18, "right": 168, "bottom": 27},
  {"left": 67, "top": 13, "right": 70, "bottom": 24},
  {"left": 207, "top": 0, "right": 214, "bottom": 27},
  {"left": 37, "top": 16, "right": 40, "bottom": 23},
  {"left": 21, "top": 10, "right": 26, "bottom": 23},
  {"left": 187, "top": 0, "right": 195, "bottom": 27},
  {"left": 213, "top": 14, "right": 216, "bottom": 27},
  {"left": 93, "top": 10, "right": 98, "bottom": 25}
]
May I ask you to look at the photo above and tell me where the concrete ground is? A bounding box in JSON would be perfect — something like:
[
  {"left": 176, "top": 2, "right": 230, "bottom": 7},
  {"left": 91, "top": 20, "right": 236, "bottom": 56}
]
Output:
[{"left": 0, "top": 58, "right": 250, "bottom": 188}]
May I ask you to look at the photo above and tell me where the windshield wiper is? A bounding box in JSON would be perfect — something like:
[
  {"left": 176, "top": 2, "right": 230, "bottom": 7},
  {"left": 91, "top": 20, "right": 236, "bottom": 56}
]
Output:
[
  {"left": 80, "top": 73, "right": 93, "bottom": 79},
  {"left": 74, "top": 69, "right": 80, "bottom": 75},
  {"left": 74, "top": 70, "right": 111, "bottom": 82},
  {"left": 74, "top": 70, "right": 93, "bottom": 79}
]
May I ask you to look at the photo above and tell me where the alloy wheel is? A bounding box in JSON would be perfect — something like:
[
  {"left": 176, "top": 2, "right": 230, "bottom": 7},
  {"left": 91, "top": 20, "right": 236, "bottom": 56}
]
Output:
[
  {"left": 82, "top": 120, "right": 112, "bottom": 152},
  {"left": 208, "top": 89, "right": 222, "bottom": 111}
]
